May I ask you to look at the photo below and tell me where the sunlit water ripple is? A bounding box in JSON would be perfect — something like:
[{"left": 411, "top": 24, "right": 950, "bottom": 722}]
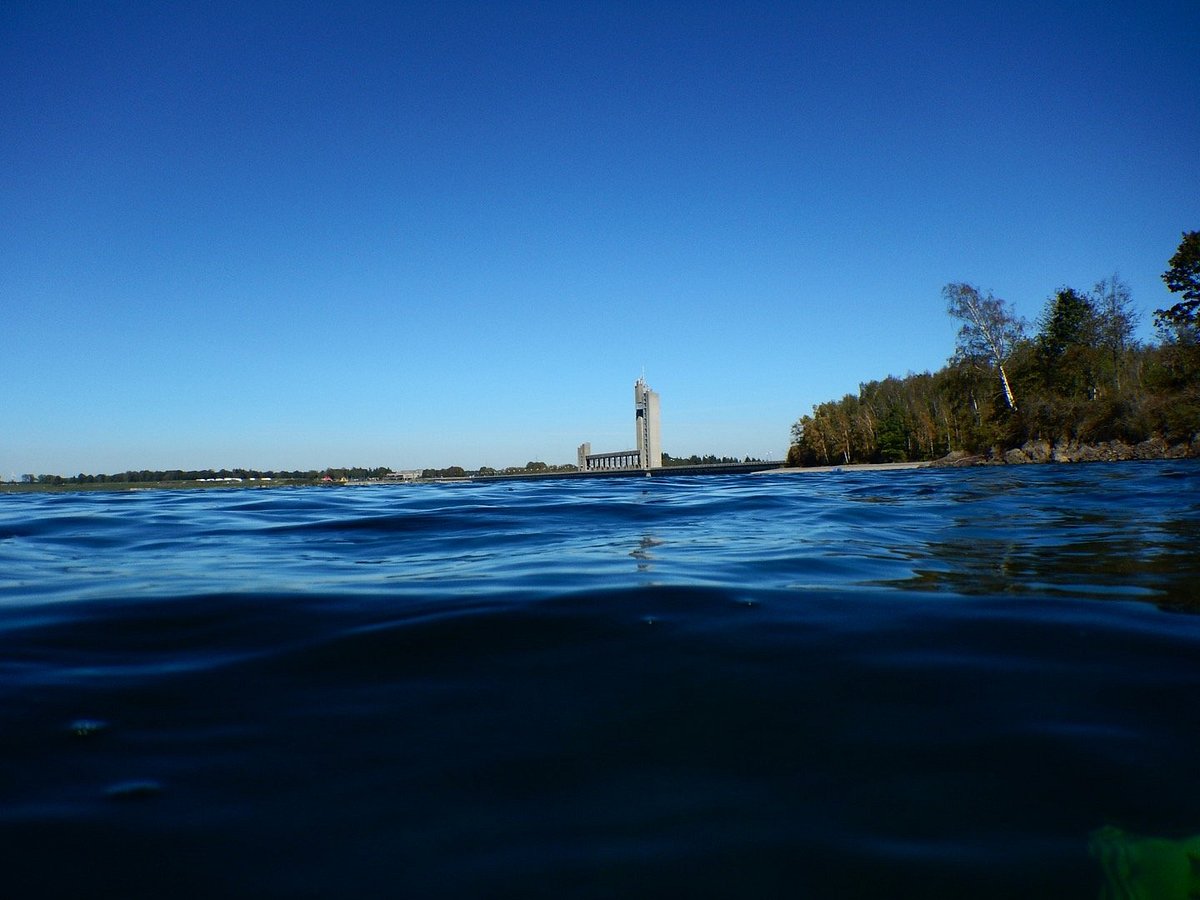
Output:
[{"left": 2, "top": 461, "right": 1199, "bottom": 898}]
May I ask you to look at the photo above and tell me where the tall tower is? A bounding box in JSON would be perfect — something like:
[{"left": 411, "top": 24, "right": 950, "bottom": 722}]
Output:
[{"left": 634, "top": 377, "right": 662, "bottom": 469}]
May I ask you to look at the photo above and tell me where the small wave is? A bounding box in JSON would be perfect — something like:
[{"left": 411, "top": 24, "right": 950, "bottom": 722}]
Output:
[{"left": 2, "top": 463, "right": 1200, "bottom": 898}]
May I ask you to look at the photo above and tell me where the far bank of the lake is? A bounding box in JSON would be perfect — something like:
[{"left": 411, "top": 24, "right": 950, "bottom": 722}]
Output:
[{"left": 4, "top": 440, "right": 1197, "bottom": 495}]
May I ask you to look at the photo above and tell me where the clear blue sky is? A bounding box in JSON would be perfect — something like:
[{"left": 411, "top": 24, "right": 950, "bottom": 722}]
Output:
[{"left": 3, "top": 1, "right": 1198, "bottom": 476}]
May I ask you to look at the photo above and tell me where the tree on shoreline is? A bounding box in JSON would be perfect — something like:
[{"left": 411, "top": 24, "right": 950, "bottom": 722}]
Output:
[
  {"left": 1092, "top": 275, "right": 1138, "bottom": 392},
  {"left": 788, "top": 237, "right": 1199, "bottom": 466},
  {"left": 1036, "top": 287, "right": 1098, "bottom": 398},
  {"left": 1157, "top": 230, "right": 1200, "bottom": 339},
  {"left": 944, "top": 283, "right": 1024, "bottom": 411}
]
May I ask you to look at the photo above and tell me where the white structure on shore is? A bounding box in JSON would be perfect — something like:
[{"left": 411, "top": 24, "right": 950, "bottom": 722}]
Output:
[{"left": 578, "top": 376, "right": 662, "bottom": 471}]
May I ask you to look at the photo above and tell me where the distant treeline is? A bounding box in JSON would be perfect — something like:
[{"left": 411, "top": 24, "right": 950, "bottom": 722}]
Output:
[
  {"left": 16, "top": 467, "right": 396, "bottom": 485},
  {"left": 424, "top": 455, "right": 761, "bottom": 478},
  {"left": 787, "top": 231, "right": 1200, "bottom": 466},
  {"left": 429, "top": 462, "right": 580, "bottom": 478},
  {"left": 16, "top": 453, "right": 767, "bottom": 485},
  {"left": 661, "top": 453, "right": 763, "bottom": 466}
]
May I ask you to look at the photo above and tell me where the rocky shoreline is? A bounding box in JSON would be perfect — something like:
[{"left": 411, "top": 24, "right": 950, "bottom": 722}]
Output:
[{"left": 932, "top": 436, "right": 1200, "bottom": 467}]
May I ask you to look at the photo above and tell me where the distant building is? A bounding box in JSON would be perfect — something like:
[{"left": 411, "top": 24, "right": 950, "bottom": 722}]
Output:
[
  {"left": 634, "top": 375, "right": 662, "bottom": 469},
  {"left": 578, "top": 376, "right": 662, "bottom": 471}
]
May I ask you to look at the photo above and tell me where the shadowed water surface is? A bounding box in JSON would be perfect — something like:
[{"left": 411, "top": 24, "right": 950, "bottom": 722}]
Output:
[{"left": 2, "top": 461, "right": 1199, "bottom": 897}]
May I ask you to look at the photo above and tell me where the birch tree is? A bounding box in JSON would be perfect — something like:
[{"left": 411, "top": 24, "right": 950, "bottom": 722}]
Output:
[{"left": 944, "top": 282, "right": 1025, "bottom": 411}]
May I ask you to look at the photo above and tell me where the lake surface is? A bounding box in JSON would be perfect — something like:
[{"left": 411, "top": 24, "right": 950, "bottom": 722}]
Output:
[{"left": 2, "top": 461, "right": 1199, "bottom": 898}]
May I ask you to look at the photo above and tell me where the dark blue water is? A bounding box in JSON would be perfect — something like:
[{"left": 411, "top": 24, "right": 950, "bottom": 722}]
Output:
[{"left": 2, "top": 462, "right": 1199, "bottom": 898}]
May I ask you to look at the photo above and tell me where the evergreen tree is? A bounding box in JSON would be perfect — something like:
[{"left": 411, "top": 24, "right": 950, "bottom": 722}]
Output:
[{"left": 1156, "top": 230, "right": 1200, "bottom": 339}]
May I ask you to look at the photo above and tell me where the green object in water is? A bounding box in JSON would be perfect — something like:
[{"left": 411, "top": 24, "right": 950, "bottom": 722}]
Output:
[{"left": 1090, "top": 825, "right": 1200, "bottom": 899}]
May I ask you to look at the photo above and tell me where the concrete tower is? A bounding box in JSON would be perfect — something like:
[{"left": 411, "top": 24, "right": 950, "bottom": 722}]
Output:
[{"left": 634, "top": 377, "right": 662, "bottom": 469}]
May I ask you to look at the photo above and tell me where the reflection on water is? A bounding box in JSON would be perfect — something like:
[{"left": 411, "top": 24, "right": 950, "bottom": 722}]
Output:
[
  {"left": 867, "top": 465, "right": 1200, "bottom": 609},
  {"left": 887, "top": 531, "right": 1191, "bottom": 601},
  {"left": 630, "top": 534, "right": 664, "bottom": 571}
]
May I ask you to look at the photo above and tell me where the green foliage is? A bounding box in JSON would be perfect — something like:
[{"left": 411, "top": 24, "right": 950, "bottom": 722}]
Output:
[
  {"left": 876, "top": 409, "right": 909, "bottom": 462},
  {"left": 1156, "top": 230, "right": 1200, "bottom": 338},
  {"left": 661, "top": 453, "right": 751, "bottom": 467},
  {"left": 944, "top": 282, "right": 1025, "bottom": 410},
  {"left": 11, "top": 466, "right": 409, "bottom": 488},
  {"left": 791, "top": 375, "right": 970, "bottom": 465},
  {"left": 1034, "top": 287, "right": 1101, "bottom": 399},
  {"left": 497, "top": 462, "right": 578, "bottom": 475},
  {"left": 1037, "top": 287, "right": 1096, "bottom": 359},
  {"left": 788, "top": 252, "right": 1200, "bottom": 465},
  {"left": 422, "top": 466, "right": 467, "bottom": 478}
]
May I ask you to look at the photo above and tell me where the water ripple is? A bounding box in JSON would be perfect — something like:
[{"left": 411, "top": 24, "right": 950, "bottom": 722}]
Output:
[{"left": 2, "top": 462, "right": 1199, "bottom": 897}]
